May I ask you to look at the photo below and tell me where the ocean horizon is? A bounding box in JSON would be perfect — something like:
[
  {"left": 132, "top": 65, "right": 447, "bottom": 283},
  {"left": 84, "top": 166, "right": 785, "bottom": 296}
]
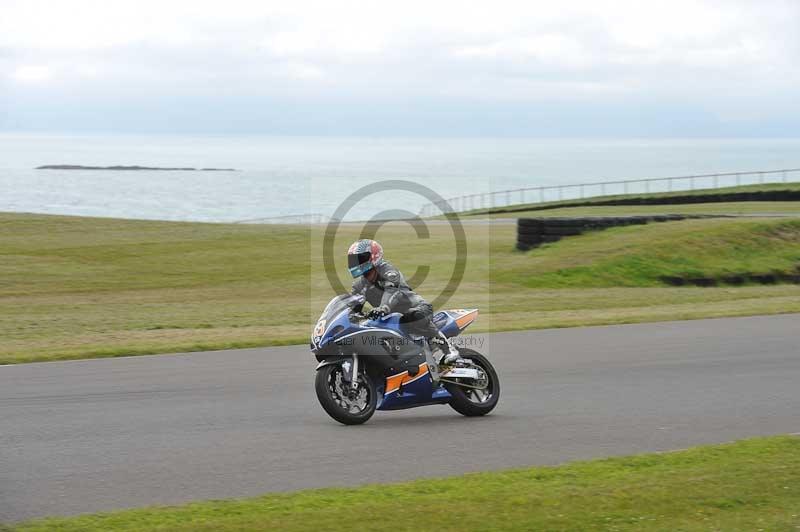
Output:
[{"left": 2, "top": 134, "right": 799, "bottom": 222}]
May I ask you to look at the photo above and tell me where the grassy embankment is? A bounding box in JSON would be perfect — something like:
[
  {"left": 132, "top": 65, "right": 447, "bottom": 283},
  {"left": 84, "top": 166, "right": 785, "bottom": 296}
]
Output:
[
  {"left": 10, "top": 435, "right": 800, "bottom": 531},
  {"left": 459, "top": 181, "right": 800, "bottom": 218},
  {"left": 1, "top": 212, "right": 800, "bottom": 364}
]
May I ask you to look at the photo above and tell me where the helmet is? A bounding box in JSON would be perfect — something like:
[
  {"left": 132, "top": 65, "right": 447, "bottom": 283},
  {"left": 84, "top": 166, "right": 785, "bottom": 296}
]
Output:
[{"left": 347, "top": 239, "right": 383, "bottom": 278}]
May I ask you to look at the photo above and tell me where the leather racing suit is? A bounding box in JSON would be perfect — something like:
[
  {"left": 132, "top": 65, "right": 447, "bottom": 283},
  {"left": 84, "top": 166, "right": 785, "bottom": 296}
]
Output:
[{"left": 350, "top": 259, "right": 440, "bottom": 338}]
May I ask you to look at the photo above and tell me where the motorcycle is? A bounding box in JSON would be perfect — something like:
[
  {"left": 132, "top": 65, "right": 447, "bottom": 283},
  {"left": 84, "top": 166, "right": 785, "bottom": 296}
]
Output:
[{"left": 311, "top": 294, "right": 500, "bottom": 425}]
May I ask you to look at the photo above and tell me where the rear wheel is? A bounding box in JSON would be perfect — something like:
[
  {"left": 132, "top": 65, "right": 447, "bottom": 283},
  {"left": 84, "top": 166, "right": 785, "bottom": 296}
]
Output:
[
  {"left": 444, "top": 349, "right": 500, "bottom": 416},
  {"left": 315, "top": 362, "right": 377, "bottom": 425}
]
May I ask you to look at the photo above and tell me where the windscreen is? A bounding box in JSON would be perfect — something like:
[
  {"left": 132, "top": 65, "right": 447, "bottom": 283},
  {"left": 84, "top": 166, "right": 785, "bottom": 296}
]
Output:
[{"left": 320, "top": 294, "right": 361, "bottom": 322}]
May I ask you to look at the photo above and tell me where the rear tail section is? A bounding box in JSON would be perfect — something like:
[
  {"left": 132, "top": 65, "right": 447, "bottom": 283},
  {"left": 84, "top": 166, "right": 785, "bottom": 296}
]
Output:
[{"left": 433, "top": 309, "right": 478, "bottom": 338}]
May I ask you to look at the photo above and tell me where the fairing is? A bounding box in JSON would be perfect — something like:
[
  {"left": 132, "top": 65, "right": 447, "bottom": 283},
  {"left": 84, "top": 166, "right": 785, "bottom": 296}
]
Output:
[{"left": 433, "top": 309, "right": 479, "bottom": 338}]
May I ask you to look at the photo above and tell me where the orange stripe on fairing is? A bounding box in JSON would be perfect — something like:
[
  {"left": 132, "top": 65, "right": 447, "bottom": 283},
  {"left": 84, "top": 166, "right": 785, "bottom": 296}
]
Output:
[
  {"left": 385, "top": 363, "right": 429, "bottom": 395},
  {"left": 455, "top": 309, "right": 479, "bottom": 329}
]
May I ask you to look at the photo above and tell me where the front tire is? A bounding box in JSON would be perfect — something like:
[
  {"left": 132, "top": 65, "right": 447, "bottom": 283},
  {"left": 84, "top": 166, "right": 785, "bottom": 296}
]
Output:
[
  {"left": 445, "top": 349, "right": 500, "bottom": 417},
  {"left": 315, "top": 362, "right": 377, "bottom": 425}
]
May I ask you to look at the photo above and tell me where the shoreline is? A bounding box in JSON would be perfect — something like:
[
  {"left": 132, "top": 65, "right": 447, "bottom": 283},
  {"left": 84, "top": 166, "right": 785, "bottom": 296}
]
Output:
[{"left": 35, "top": 164, "right": 238, "bottom": 171}]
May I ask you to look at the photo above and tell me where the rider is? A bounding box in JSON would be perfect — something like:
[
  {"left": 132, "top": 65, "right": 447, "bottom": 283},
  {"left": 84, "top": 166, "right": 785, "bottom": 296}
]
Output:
[{"left": 347, "top": 239, "right": 457, "bottom": 363}]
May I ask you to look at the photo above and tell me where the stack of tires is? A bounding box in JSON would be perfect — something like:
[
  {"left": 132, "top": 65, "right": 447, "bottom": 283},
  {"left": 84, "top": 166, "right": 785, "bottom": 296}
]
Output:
[
  {"left": 517, "top": 218, "right": 560, "bottom": 250},
  {"left": 516, "top": 215, "right": 695, "bottom": 251}
]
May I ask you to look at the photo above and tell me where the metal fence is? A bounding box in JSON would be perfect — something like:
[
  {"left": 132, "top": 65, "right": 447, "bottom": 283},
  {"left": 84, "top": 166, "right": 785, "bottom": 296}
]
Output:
[{"left": 418, "top": 168, "right": 800, "bottom": 217}]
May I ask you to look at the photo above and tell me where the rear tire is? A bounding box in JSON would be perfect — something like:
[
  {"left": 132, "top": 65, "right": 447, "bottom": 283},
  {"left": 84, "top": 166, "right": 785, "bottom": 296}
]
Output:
[
  {"left": 445, "top": 349, "right": 500, "bottom": 417},
  {"left": 315, "top": 363, "right": 377, "bottom": 425}
]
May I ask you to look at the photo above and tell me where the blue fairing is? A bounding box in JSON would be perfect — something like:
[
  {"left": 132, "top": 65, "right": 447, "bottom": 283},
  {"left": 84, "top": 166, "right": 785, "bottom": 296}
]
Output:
[
  {"left": 377, "top": 373, "right": 452, "bottom": 410},
  {"left": 314, "top": 309, "right": 408, "bottom": 351},
  {"left": 433, "top": 311, "right": 460, "bottom": 337},
  {"left": 377, "top": 375, "right": 452, "bottom": 410},
  {"left": 317, "top": 308, "right": 355, "bottom": 348}
]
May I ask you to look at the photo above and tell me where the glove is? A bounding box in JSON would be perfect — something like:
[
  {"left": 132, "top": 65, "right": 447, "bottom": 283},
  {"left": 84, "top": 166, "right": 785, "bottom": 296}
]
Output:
[{"left": 368, "top": 305, "right": 391, "bottom": 320}]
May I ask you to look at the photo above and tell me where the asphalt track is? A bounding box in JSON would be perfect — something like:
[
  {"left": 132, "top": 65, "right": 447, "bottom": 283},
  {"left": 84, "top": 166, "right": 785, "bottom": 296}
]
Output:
[{"left": 2, "top": 314, "right": 799, "bottom": 523}]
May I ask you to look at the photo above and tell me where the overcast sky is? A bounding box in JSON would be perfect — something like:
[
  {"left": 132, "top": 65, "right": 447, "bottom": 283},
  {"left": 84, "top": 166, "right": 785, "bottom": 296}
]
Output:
[{"left": 1, "top": 0, "right": 798, "bottom": 136}]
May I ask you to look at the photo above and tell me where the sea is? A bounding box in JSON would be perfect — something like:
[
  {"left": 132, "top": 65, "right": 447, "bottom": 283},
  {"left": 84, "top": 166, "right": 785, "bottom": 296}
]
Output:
[{"left": 1, "top": 134, "right": 799, "bottom": 222}]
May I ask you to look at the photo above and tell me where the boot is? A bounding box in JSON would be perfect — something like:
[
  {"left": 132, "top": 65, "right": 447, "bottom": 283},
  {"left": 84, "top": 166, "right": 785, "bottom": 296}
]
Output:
[
  {"left": 429, "top": 333, "right": 461, "bottom": 365},
  {"left": 428, "top": 334, "right": 449, "bottom": 355}
]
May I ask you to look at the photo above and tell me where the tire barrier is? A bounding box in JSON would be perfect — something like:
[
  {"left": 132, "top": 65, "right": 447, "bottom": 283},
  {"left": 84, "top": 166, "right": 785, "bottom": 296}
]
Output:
[
  {"left": 660, "top": 269, "right": 800, "bottom": 287},
  {"left": 516, "top": 215, "right": 720, "bottom": 251}
]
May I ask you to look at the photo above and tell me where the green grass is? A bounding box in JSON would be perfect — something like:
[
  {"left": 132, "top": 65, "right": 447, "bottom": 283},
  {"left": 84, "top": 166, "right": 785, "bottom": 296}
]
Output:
[
  {"left": 11, "top": 435, "right": 800, "bottom": 531},
  {"left": 501, "top": 218, "right": 800, "bottom": 288},
  {"left": 2, "top": 212, "right": 800, "bottom": 364},
  {"left": 460, "top": 181, "right": 800, "bottom": 217}
]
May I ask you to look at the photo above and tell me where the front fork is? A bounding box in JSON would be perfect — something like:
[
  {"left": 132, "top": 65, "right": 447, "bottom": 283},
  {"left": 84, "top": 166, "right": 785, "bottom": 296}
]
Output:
[
  {"left": 316, "top": 354, "right": 359, "bottom": 389},
  {"left": 349, "top": 354, "right": 359, "bottom": 390},
  {"left": 335, "top": 354, "right": 359, "bottom": 390}
]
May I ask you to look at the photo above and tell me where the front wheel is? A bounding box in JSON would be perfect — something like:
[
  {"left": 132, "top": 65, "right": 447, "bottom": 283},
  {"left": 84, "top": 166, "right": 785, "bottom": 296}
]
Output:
[
  {"left": 315, "top": 362, "right": 377, "bottom": 425},
  {"left": 444, "top": 349, "right": 500, "bottom": 417}
]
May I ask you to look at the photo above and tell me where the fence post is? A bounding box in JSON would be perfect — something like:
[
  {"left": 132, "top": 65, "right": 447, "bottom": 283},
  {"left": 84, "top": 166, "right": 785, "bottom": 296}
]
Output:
[
  {"left": 645, "top": 180, "right": 650, "bottom": 194},
  {"left": 539, "top": 188, "right": 544, "bottom": 203},
  {"left": 624, "top": 181, "right": 628, "bottom": 194},
  {"left": 601, "top": 183, "right": 606, "bottom": 195},
  {"left": 784, "top": 170, "right": 788, "bottom": 183},
  {"left": 580, "top": 184, "right": 585, "bottom": 198},
  {"left": 713, "top": 174, "right": 719, "bottom": 189},
  {"left": 759, "top": 172, "right": 764, "bottom": 184},
  {"left": 690, "top": 177, "right": 695, "bottom": 190},
  {"left": 736, "top": 173, "right": 741, "bottom": 186},
  {"left": 520, "top": 189, "right": 525, "bottom": 204},
  {"left": 558, "top": 186, "right": 563, "bottom": 201}
]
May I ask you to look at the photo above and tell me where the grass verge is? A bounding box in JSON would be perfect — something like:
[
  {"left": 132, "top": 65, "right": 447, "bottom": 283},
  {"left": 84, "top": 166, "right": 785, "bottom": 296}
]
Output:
[
  {"left": 501, "top": 218, "right": 800, "bottom": 288},
  {"left": 11, "top": 435, "right": 800, "bottom": 531},
  {"left": 2, "top": 213, "right": 800, "bottom": 363}
]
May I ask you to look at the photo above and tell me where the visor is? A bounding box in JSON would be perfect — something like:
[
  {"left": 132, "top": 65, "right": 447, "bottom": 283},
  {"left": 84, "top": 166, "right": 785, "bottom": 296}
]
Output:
[{"left": 348, "top": 251, "right": 373, "bottom": 278}]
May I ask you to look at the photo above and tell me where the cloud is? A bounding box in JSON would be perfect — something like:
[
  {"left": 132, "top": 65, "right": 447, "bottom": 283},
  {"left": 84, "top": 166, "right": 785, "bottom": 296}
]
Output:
[
  {"left": 11, "top": 65, "right": 52, "bottom": 83},
  {"left": 0, "top": 0, "right": 798, "bottom": 135}
]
